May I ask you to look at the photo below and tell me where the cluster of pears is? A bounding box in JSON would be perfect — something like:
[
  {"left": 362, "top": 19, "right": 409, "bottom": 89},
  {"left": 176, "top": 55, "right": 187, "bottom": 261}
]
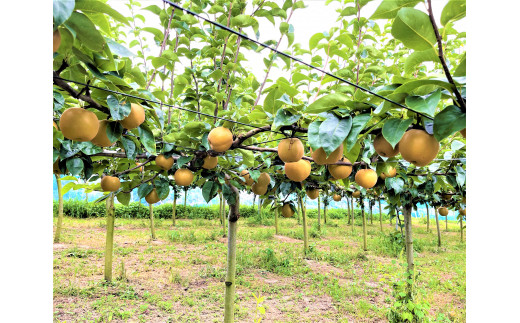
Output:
[
  {"left": 58, "top": 103, "right": 146, "bottom": 147},
  {"left": 373, "top": 129, "right": 440, "bottom": 167},
  {"left": 241, "top": 171, "right": 271, "bottom": 196},
  {"left": 277, "top": 138, "right": 311, "bottom": 182}
]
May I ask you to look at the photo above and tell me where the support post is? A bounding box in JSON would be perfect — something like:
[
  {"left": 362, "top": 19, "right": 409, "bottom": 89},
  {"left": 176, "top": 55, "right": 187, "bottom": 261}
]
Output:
[
  {"left": 460, "top": 215, "right": 464, "bottom": 242},
  {"left": 317, "top": 194, "right": 321, "bottom": 232},
  {"left": 223, "top": 185, "right": 240, "bottom": 323},
  {"left": 299, "top": 194, "right": 309, "bottom": 254},
  {"left": 347, "top": 196, "right": 351, "bottom": 225},
  {"left": 149, "top": 203, "right": 156, "bottom": 240},
  {"left": 403, "top": 204, "right": 415, "bottom": 292},
  {"left": 435, "top": 207, "right": 441, "bottom": 247},
  {"left": 104, "top": 194, "right": 115, "bottom": 282},
  {"left": 426, "top": 203, "right": 430, "bottom": 233},
  {"left": 379, "top": 199, "right": 383, "bottom": 232},
  {"left": 323, "top": 193, "right": 327, "bottom": 224},
  {"left": 172, "top": 189, "right": 177, "bottom": 226},
  {"left": 54, "top": 174, "right": 64, "bottom": 243},
  {"left": 361, "top": 197, "right": 367, "bottom": 251},
  {"left": 351, "top": 197, "right": 354, "bottom": 233},
  {"left": 275, "top": 206, "right": 279, "bottom": 235},
  {"left": 370, "top": 200, "right": 373, "bottom": 225}
]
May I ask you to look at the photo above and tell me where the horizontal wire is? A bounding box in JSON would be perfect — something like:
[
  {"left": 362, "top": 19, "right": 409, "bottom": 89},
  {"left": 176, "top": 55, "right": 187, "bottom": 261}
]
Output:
[
  {"left": 241, "top": 136, "right": 308, "bottom": 148},
  {"left": 53, "top": 76, "right": 286, "bottom": 135},
  {"left": 162, "top": 0, "right": 435, "bottom": 121}
]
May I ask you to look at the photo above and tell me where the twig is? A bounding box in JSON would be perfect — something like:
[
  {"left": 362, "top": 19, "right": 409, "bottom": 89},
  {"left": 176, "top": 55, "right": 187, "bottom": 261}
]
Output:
[{"left": 426, "top": 0, "right": 466, "bottom": 112}]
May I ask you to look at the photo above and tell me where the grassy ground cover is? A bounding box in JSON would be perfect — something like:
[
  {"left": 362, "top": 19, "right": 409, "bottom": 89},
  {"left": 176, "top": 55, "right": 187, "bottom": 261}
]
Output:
[{"left": 53, "top": 212, "right": 465, "bottom": 322}]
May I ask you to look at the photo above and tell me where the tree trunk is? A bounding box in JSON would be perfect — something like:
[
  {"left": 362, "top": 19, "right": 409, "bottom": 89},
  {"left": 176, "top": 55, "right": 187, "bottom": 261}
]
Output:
[
  {"left": 435, "top": 207, "right": 441, "bottom": 247},
  {"left": 403, "top": 205, "right": 415, "bottom": 292},
  {"left": 350, "top": 197, "right": 354, "bottom": 233},
  {"left": 223, "top": 185, "right": 240, "bottom": 323},
  {"left": 54, "top": 174, "right": 64, "bottom": 243},
  {"left": 299, "top": 195, "right": 309, "bottom": 254},
  {"left": 172, "top": 192, "right": 177, "bottom": 226},
  {"left": 460, "top": 215, "right": 464, "bottom": 242},
  {"left": 395, "top": 209, "right": 400, "bottom": 230},
  {"left": 221, "top": 193, "right": 227, "bottom": 237},
  {"left": 323, "top": 192, "right": 327, "bottom": 224},
  {"left": 297, "top": 197, "right": 302, "bottom": 224},
  {"left": 104, "top": 194, "right": 115, "bottom": 281},
  {"left": 184, "top": 188, "right": 188, "bottom": 217},
  {"left": 258, "top": 198, "right": 262, "bottom": 217},
  {"left": 219, "top": 193, "right": 223, "bottom": 225},
  {"left": 370, "top": 201, "right": 373, "bottom": 225},
  {"left": 347, "top": 196, "right": 351, "bottom": 225},
  {"left": 275, "top": 206, "right": 279, "bottom": 235},
  {"left": 317, "top": 195, "right": 321, "bottom": 232},
  {"left": 149, "top": 203, "right": 156, "bottom": 240},
  {"left": 361, "top": 197, "right": 367, "bottom": 251},
  {"left": 426, "top": 203, "right": 430, "bottom": 233},
  {"left": 379, "top": 199, "right": 383, "bottom": 232}
]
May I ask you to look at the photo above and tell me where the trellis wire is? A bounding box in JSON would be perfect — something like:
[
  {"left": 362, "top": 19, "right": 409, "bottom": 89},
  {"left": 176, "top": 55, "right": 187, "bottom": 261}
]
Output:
[
  {"left": 162, "top": 0, "right": 436, "bottom": 120},
  {"left": 53, "top": 76, "right": 285, "bottom": 135}
]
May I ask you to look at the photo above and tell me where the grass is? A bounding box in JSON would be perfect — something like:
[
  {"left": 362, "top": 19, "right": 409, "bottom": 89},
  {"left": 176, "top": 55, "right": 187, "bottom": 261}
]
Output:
[{"left": 53, "top": 214, "right": 465, "bottom": 322}]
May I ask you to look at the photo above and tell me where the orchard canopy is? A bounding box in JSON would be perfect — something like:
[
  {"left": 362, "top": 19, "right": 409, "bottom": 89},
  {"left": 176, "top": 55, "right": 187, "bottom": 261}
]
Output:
[{"left": 52, "top": 0, "right": 466, "bottom": 214}]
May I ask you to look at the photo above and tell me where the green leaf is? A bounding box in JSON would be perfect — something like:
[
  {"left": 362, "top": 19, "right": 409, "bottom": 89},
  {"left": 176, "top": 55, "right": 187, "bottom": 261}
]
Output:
[
  {"left": 391, "top": 8, "right": 437, "bottom": 51},
  {"left": 106, "top": 39, "right": 135, "bottom": 57},
  {"left": 106, "top": 122, "right": 123, "bottom": 142},
  {"left": 386, "top": 177, "right": 405, "bottom": 194},
  {"left": 154, "top": 179, "right": 170, "bottom": 199},
  {"left": 340, "top": 6, "right": 357, "bottom": 16},
  {"left": 455, "top": 165, "right": 465, "bottom": 187},
  {"left": 308, "top": 120, "right": 322, "bottom": 151},
  {"left": 382, "top": 118, "right": 414, "bottom": 148},
  {"left": 440, "top": 0, "right": 466, "bottom": 26},
  {"left": 272, "top": 109, "right": 301, "bottom": 131},
  {"left": 394, "top": 79, "right": 454, "bottom": 94},
  {"left": 66, "top": 157, "right": 84, "bottom": 176},
  {"left": 453, "top": 53, "right": 466, "bottom": 77},
  {"left": 176, "top": 156, "right": 192, "bottom": 168},
  {"left": 404, "top": 49, "right": 439, "bottom": 75},
  {"left": 231, "top": 15, "right": 257, "bottom": 28},
  {"left": 107, "top": 95, "right": 131, "bottom": 120},
  {"left": 120, "top": 137, "right": 137, "bottom": 160},
  {"left": 305, "top": 93, "right": 349, "bottom": 114},
  {"left": 53, "top": 0, "right": 75, "bottom": 26},
  {"left": 319, "top": 114, "right": 352, "bottom": 156},
  {"left": 405, "top": 89, "right": 441, "bottom": 117},
  {"left": 116, "top": 192, "right": 131, "bottom": 205},
  {"left": 370, "top": 0, "right": 421, "bottom": 20},
  {"left": 75, "top": 0, "right": 129, "bottom": 25},
  {"left": 238, "top": 149, "right": 255, "bottom": 167},
  {"left": 309, "top": 32, "right": 325, "bottom": 50},
  {"left": 433, "top": 105, "right": 466, "bottom": 141},
  {"left": 345, "top": 114, "right": 371, "bottom": 151},
  {"left": 65, "top": 12, "right": 106, "bottom": 52},
  {"left": 141, "top": 27, "right": 163, "bottom": 40},
  {"left": 202, "top": 181, "right": 218, "bottom": 203},
  {"left": 222, "top": 184, "right": 236, "bottom": 206},
  {"left": 151, "top": 57, "right": 169, "bottom": 69},
  {"left": 137, "top": 125, "right": 156, "bottom": 154},
  {"left": 77, "top": 141, "right": 103, "bottom": 155},
  {"left": 137, "top": 183, "right": 153, "bottom": 199},
  {"left": 344, "top": 141, "right": 361, "bottom": 163}
]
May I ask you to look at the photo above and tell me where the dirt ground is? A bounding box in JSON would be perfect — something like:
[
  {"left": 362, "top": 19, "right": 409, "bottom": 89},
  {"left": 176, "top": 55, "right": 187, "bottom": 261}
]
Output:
[{"left": 53, "top": 216, "right": 465, "bottom": 322}]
